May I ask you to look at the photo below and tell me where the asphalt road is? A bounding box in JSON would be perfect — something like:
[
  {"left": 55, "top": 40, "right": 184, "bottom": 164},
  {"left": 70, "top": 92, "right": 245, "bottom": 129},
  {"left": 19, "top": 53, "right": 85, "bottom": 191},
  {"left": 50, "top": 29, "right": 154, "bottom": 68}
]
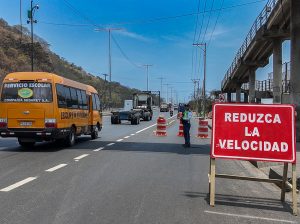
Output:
[{"left": 0, "top": 111, "right": 298, "bottom": 224}]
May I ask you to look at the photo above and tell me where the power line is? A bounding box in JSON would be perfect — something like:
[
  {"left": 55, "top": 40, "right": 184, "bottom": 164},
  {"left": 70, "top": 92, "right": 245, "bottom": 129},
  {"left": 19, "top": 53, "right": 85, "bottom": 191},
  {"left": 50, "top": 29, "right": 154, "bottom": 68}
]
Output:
[
  {"left": 61, "top": 0, "right": 103, "bottom": 29},
  {"left": 191, "top": 0, "right": 202, "bottom": 79},
  {"left": 196, "top": 0, "right": 208, "bottom": 46},
  {"left": 207, "top": 0, "right": 225, "bottom": 46},
  {"left": 192, "top": 0, "right": 207, "bottom": 79},
  {"left": 111, "top": 34, "right": 142, "bottom": 69},
  {"left": 199, "top": 0, "right": 215, "bottom": 43},
  {"left": 192, "top": 0, "right": 202, "bottom": 44},
  {"left": 39, "top": 0, "right": 267, "bottom": 28}
]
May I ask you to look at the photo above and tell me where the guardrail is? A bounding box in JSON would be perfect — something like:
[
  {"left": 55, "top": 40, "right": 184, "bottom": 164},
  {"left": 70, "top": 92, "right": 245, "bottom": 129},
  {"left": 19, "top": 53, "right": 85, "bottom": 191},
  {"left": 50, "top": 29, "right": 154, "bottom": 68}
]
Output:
[
  {"left": 222, "top": 0, "right": 279, "bottom": 89},
  {"left": 242, "top": 79, "right": 290, "bottom": 93}
]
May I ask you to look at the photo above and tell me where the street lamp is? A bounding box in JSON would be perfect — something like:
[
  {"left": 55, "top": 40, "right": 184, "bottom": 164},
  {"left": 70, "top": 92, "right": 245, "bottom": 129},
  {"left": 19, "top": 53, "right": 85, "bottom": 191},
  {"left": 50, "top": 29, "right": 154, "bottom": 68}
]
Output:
[{"left": 27, "top": 0, "right": 39, "bottom": 72}]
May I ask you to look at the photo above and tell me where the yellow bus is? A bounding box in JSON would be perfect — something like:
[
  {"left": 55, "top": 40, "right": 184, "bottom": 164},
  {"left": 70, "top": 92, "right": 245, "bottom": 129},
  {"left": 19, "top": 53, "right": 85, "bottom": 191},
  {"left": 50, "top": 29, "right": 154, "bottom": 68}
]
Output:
[{"left": 0, "top": 72, "right": 102, "bottom": 147}]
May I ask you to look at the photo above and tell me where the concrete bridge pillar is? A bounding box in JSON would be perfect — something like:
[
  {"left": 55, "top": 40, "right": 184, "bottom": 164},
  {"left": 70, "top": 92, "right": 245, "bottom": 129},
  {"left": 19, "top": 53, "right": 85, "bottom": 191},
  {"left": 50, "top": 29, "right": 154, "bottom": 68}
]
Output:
[
  {"left": 249, "top": 69, "right": 256, "bottom": 103},
  {"left": 227, "top": 92, "right": 232, "bottom": 102},
  {"left": 236, "top": 86, "right": 241, "bottom": 103},
  {"left": 290, "top": 0, "right": 300, "bottom": 141},
  {"left": 272, "top": 39, "right": 282, "bottom": 104}
]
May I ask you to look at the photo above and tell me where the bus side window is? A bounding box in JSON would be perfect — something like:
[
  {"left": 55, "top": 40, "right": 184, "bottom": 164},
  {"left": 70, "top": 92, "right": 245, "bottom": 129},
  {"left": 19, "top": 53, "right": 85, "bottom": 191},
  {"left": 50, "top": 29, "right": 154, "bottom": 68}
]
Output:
[
  {"left": 81, "top": 90, "right": 88, "bottom": 110},
  {"left": 56, "top": 84, "right": 67, "bottom": 108},
  {"left": 77, "top": 89, "right": 83, "bottom": 109},
  {"left": 92, "top": 94, "right": 97, "bottom": 110},
  {"left": 95, "top": 94, "right": 101, "bottom": 111},
  {"left": 70, "top": 88, "right": 78, "bottom": 109},
  {"left": 65, "top": 87, "right": 72, "bottom": 108}
]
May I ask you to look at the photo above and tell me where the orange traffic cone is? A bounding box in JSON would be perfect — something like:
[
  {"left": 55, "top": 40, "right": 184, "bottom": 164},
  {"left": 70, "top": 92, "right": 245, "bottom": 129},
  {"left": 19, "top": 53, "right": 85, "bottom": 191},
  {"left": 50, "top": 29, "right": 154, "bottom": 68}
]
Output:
[
  {"left": 155, "top": 116, "right": 167, "bottom": 136},
  {"left": 197, "top": 119, "right": 209, "bottom": 138},
  {"left": 177, "top": 119, "right": 184, "bottom": 137}
]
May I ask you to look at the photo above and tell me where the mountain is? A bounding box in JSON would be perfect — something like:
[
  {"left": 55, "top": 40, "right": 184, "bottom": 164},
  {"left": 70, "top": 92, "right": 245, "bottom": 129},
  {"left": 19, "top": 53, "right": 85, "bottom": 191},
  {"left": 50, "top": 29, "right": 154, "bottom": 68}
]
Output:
[{"left": 0, "top": 18, "right": 140, "bottom": 108}]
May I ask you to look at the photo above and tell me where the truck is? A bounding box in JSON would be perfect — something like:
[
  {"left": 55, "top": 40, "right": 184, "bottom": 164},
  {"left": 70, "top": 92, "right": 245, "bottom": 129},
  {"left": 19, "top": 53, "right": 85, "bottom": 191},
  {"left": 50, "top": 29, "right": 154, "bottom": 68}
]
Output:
[
  {"left": 111, "top": 92, "right": 153, "bottom": 125},
  {"left": 160, "top": 103, "right": 169, "bottom": 112}
]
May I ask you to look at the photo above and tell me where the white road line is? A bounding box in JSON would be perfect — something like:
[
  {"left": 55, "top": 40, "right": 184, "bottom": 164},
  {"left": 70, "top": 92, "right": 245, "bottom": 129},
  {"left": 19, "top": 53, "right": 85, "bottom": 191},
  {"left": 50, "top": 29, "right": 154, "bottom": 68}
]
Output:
[
  {"left": 135, "top": 114, "right": 177, "bottom": 134},
  {"left": 93, "top": 147, "right": 104, "bottom": 152},
  {"left": 116, "top": 139, "right": 124, "bottom": 142},
  {"left": 168, "top": 120, "right": 176, "bottom": 125},
  {"left": 107, "top": 143, "right": 115, "bottom": 146},
  {"left": 204, "top": 211, "right": 297, "bottom": 223},
  {"left": 74, "top": 154, "right": 89, "bottom": 161},
  {"left": 0, "top": 177, "right": 38, "bottom": 192},
  {"left": 45, "top": 164, "right": 67, "bottom": 172},
  {"left": 124, "top": 136, "right": 130, "bottom": 139},
  {"left": 136, "top": 123, "right": 157, "bottom": 134},
  {"left": 167, "top": 114, "right": 178, "bottom": 120},
  {"left": 131, "top": 134, "right": 135, "bottom": 136}
]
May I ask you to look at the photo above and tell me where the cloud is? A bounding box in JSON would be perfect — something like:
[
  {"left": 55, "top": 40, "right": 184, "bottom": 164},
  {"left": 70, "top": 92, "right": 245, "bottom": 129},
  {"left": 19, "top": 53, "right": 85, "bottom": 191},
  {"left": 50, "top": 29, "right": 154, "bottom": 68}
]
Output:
[
  {"left": 116, "top": 30, "right": 153, "bottom": 42},
  {"left": 202, "top": 26, "right": 231, "bottom": 41}
]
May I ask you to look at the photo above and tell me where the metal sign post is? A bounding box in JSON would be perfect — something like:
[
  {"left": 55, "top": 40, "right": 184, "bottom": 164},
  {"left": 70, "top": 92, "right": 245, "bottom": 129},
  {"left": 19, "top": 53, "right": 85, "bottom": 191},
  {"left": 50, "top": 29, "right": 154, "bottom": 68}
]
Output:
[{"left": 209, "top": 103, "right": 297, "bottom": 215}]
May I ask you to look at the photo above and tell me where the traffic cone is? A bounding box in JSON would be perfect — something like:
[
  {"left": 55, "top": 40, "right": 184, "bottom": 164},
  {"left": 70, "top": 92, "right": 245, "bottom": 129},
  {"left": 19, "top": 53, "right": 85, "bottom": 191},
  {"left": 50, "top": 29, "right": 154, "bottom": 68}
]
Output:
[
  {"left": 155, "top": 115, "right": 167, "bottom": 136},
  {"left": 197, "top": 119, "right": 209, "bottom": 138},
  {"left": 177, "top": 119, "right": 184, "bottom": 137}
]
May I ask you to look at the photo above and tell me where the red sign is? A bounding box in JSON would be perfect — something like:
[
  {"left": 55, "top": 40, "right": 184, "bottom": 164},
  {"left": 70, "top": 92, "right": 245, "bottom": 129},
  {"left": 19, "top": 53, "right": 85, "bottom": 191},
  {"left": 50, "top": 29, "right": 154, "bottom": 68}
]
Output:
[{"left": 211, "top": 103, "right": 296, "bottom": 163}]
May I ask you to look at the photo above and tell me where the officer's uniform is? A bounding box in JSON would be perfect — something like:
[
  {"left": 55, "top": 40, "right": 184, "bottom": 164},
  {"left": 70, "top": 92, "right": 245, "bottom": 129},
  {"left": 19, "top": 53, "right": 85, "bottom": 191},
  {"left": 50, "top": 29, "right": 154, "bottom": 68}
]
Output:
[{"left": 182, "top": 108, "right": 193, "bottom": 147}]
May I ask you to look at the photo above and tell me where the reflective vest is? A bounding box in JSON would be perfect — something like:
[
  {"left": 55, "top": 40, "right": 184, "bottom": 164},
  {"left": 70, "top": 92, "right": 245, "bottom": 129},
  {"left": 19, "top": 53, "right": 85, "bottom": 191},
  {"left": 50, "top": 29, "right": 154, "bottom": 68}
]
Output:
[{"left": 183, "top": 111, "right": 191, "bottom": 121}]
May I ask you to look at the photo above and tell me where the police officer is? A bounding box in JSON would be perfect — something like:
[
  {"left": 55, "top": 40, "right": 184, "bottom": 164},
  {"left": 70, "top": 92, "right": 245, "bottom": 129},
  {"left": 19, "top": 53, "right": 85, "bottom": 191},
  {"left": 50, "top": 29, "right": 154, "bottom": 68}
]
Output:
[{"left": 181, "top": 104, "right": 193, "bottom": 148}]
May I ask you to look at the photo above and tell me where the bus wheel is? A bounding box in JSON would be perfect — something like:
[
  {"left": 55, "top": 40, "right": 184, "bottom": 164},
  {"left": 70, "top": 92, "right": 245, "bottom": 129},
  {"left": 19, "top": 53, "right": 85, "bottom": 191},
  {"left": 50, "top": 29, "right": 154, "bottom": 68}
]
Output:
[
  {"left": 91, "top": 126, "right": 99, "bottom": 139},
  {"left": 66, "top": 127, "right": 76, "bottom": 146},
  {"left": 18, "top": 139, "right": 35, "bottom": 148}
]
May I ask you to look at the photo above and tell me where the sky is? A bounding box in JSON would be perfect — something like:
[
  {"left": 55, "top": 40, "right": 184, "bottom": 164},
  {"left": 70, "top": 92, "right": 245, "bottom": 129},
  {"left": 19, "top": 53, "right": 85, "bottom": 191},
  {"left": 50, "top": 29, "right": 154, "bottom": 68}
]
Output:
[{"left": 0, "top": 0, "right": 291, "bottom": 103}]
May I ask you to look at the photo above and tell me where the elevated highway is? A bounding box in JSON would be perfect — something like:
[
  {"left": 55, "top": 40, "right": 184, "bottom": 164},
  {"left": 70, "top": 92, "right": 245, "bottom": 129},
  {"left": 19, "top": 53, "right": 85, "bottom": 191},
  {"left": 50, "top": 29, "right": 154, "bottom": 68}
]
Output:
[{"left": 221, "top": 0, "right": 300, "bottom": 140}]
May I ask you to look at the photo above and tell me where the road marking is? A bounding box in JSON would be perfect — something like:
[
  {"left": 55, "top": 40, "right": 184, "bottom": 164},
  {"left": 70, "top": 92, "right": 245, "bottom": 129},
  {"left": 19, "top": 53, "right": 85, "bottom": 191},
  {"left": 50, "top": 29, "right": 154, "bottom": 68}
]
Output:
[
  {"left": 168, "top": 120, "right": 176, "bottom": 125},
  {"left": 93, "top": 147, "right": 104, "bottom": 152},
  {"left": 204, "top": 211, "right": 297, "bottom": 223},
  {"left": 74, "top": 154, "right": 89, "bottom": 161},
  {"left": 135, "top": 114, "right": 178, "bottom": 134},
  {"left": 116, "top": 139, "right": 124, "bottom": 142},
  {"left": 45, "top": 164, "right": 67, "bottom": 172},
  {"left": 167, "top": 114, "right": 178, "bottom": 120},
  {"left": 136, "top": 123, "right": 157, "bottom": 134},
  {"left": 0, "top": 177, "right": 38, "bottom": 192},
  {"left": 131, "top": 134, "right": 135, "bottom": 136},
  {"left": 107, "top": 143, "right": 115, "bottom": 146},
  {"left": 124, "top": 136, "right": 130, "bottom": 139}
]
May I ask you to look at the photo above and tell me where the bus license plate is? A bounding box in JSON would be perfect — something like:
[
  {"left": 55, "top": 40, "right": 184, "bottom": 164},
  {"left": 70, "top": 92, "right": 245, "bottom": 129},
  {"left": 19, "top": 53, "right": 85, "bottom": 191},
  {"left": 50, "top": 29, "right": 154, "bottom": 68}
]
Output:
[{"left": 20, "top": 121, "right": 32, "bottom": 126}]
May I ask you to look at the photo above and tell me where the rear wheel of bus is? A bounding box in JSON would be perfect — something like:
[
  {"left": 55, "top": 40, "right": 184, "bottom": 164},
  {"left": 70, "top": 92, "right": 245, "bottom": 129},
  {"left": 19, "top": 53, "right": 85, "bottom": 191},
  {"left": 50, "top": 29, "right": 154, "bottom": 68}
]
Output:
[
  {"left": 65, "top": 127, "right": 76, "bottom": 147},
  {"left": 18, "top": 138, "right": 35, "bottom": 148},
  {"left": 91, "top": 125, "right": 99, "bottom": 139}
]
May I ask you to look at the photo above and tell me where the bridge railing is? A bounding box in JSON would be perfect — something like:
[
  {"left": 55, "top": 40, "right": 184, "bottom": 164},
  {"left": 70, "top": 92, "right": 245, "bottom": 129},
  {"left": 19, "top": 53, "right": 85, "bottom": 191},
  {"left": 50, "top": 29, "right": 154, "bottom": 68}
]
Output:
[
  {"left": 242, "top": 79, "right": 290, "bottom": 93},
  {"left": 222, "top": 0, "right": 279, "bottom": 89}
]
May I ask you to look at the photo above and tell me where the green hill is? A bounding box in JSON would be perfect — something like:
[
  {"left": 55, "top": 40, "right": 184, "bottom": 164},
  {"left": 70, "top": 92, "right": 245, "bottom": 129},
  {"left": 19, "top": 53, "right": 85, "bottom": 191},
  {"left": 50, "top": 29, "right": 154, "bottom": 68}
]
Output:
[{"left": 0, "top": 18, "right": 140, "bottom": 108}]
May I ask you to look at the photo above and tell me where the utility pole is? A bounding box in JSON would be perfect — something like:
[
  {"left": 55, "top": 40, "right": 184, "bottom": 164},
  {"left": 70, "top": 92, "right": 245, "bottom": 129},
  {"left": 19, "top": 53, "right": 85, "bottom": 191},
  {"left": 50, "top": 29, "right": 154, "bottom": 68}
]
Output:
[
  {"left": 95, "top": 28, "right": 122, "bottom": 108},
  {"left": 192, "top": 79, "right": 200, "bottom": 114},
  {"left": 163, "top": 84, "right": 170, "bottom": 103},
  {"left": 20, "top": 0, "right": 23, "bottom": 43},
  {"left": 170, "top": 86, "right": 173, "bottom": 104},
  {"left": 101, "top": 74, "right": 109, "bottom": 109},
  {"left": 27, "top": 0, "right": 39, "bottom": 72},
  {"left": 157, "top": 77, "right": 165, "bottom": 102},
  {"left": 193, "top": 42, "right": 207, "bottom": 117},
  {"left": 143, "top": 64, "right": 153, "bottom": 91}
]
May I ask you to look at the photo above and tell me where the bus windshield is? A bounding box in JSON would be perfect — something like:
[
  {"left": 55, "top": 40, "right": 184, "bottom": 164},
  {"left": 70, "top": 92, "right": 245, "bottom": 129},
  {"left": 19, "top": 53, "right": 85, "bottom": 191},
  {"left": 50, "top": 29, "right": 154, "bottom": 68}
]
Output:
[{"left": 1, "top": 82, "right": 53, "bottom": 103}]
